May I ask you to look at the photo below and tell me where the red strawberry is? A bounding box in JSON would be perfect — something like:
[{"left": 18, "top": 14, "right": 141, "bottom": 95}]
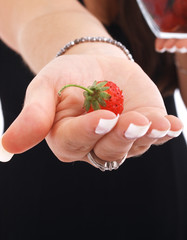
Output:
[{"left": 58, "top": 80, "right": 124, "bottom": 115}]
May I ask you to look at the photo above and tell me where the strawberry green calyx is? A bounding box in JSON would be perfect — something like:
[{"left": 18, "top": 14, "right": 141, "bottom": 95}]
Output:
[
  {"left": 58, "top": 81, "right": 111, "bottom": 112},
  {"left": 83, "top": 81, "right": 111, "bottom": 112}
]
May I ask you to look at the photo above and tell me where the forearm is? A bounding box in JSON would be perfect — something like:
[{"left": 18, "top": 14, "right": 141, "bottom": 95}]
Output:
[
  {"left": 175, "top": 53, "right": 187, "bottom": 107},
  {"left": 0, "top": 0, "right": 125, "bottom": 73}
]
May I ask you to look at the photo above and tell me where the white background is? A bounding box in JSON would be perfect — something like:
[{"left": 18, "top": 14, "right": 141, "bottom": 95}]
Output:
[{"left": 174, "top": 90, "right": 187, "bottom": 144}]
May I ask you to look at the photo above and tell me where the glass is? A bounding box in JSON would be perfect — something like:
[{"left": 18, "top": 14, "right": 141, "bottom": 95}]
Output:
[{"left": 136, "top": 0, "right": 187, "bottom": 39}]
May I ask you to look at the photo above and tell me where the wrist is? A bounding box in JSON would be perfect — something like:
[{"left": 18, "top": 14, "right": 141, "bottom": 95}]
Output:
[
  {"left": 56, "top": 37, "right": 133, "bottom": 61},
  {"left": 65, "top": 41, "right": 126, "bottom": 58}
]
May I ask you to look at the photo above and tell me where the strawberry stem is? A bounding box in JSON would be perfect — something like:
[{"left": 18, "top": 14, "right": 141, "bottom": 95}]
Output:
[{"left": 58, "top": 84, "right": 94, "bottom": 96}]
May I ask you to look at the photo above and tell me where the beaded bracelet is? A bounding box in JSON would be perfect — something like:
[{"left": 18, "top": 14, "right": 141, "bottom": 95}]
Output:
[{"left": 56, "top": 36, "right": 134, "bottom": 61}]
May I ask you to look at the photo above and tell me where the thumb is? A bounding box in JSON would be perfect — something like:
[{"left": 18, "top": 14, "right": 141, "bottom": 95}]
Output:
[{"left": 1, "top": 75, "right": 56, "bottom": 158}]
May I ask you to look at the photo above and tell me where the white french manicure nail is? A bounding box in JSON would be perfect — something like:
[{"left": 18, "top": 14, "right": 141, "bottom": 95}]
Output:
[
  {"left": 167, "top": 129, "right": 183, "bottom": 138},
  {"left": 124, "top": 122, "right": 151, "bottom": 139},
  {"left": 156, "top": 48, "right": 166, "bottom": 53},
  {"left": 95, "top": 115, "right": 119, "bottom": 134},
  {"left": 177, "top": 47, "right": 187, "bottom": 53},
  {"left": 0, "top": 136, "right": 14, "bottom": 162},
  {"left": 148, "top": 129, "right": 169, "bottom": 139},
  {"left": 167, "top": 46, "right": 177, "bottom": 53}
]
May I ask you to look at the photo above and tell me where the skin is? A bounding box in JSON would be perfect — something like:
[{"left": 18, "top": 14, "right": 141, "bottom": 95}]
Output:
[{"left": 0, "top": 0, "right": 184, "bottom": 166}]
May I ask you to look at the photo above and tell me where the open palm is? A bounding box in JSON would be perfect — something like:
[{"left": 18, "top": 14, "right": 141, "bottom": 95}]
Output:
[{"left": 2, "top": 54, "right": 183, "bottom": 166}]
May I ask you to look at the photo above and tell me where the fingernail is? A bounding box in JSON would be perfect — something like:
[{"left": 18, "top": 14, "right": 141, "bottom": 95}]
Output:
[
  {"left": 156, "top": 48, "right": 166, "bottom": 53},
  {"left": 167, "top": 129, "right": 183, "bottom": 138},
  {"left": 167, "top": 46, "right": 177, "bottom": 53},
  {"left": 157, "top": 47, "right": 187, "bottom": 54},
  {"left": 124, "top": 122, "right": 151, "bottom": 139},
  {"left": 95, "top": 114, "right": 119, "bottom": 134},
  {"left": 0, "top": 136, "right": 14, "bottom": 162},
  {"left": 147, "top": 129, "right": 169, "bottom": 139},
  {"left": 177, "top": 47, "right": 187, "bottom": 54}
]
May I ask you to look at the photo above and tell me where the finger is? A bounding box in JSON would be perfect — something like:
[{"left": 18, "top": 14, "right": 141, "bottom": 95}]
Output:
[
  {"left": 136, "top": 111, "right": 171, "bottom": 142},
  {"left": 162, "top": 39, "right": 178, "bottom": 53},
  {"left": 127, "top": 111, "right": 171, "bottom": 157},
  {"left": 155, "top": 39, "right": 187, "bottom": 53},
  {"left": 174, "top": 39, "right": 187, "bottom": 53},
  {"left": 46, "top": 110, "right": 119, "bottom": 162},
  {"left": 2, "top": 74, "right": 56, "bottom": 154},
  {"left": 155, "top": 38, "right": 167, "bottom": 52},
  {"left": 154, "top": 115, "right": 184, "bottom": 145},
  {"left": 155, "top": 38, "right": 178, "bottom": 53},
  {"left": 92, "top": 111, "right": 151, "bottom": 162},
  {"left": 128, "top": 113, "right": 183, "bottom": 156}
]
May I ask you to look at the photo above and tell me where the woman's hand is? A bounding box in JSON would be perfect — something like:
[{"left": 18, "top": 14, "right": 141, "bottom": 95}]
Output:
[
  {"left": 155, "top": 38, "right": 187, "bottom": 53},
  {"left": 1, "top": 54, "right": 183, "bottom": 166},
  {"left": 155, "top": 38, "right": 187, "bottom": 107}
]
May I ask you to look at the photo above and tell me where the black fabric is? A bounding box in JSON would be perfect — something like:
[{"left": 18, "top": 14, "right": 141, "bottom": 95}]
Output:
[{"left": 0, "top": 25, "right": 187, "bottom": 240}]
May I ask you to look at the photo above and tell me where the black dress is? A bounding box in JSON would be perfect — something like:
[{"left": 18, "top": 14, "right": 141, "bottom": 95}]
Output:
[{"left": 0, "top": 24, "right": 187, "bottom": 240}]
